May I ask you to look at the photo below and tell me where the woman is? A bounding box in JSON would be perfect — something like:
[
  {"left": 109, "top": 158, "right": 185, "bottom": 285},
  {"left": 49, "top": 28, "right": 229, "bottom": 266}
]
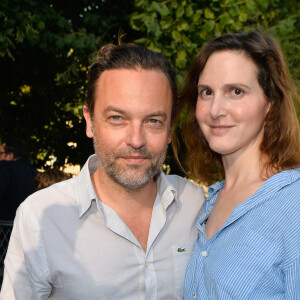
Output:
[{"left": 174, "top": 31, "right": 300, "bottom": 299}]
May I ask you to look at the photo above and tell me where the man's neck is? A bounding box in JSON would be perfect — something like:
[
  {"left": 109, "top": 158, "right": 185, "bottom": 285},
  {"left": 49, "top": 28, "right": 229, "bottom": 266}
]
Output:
[
  {"left": 91, "top": 166, "right": 158, "bottom": 251},
  {"left": 91, "top": 166, "right": 157, "bottom": 211}
]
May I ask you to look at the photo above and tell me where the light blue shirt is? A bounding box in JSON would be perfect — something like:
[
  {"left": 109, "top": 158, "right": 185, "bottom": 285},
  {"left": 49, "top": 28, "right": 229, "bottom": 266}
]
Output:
[
  {"left": 1, "top": 155, "right": 205, "bottom": 300},
  {"left": 184, "top": 168, "right": 300, "bottom": 299}
]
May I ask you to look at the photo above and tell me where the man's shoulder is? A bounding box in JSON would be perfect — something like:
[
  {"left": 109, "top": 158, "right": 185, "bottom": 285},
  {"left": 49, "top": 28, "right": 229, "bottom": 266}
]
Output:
[
  {"left": 21, "top": 176, "right": 77, "bottom": 214},
  {"left": 166, "top": 174, "right": 203, "bottom": 190},
  {"left": 166, "top": 174, "right": 205, "bottom": 203}
]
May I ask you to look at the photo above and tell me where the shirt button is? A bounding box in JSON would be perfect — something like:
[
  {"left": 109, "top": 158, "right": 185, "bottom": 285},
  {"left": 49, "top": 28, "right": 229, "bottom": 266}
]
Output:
[
  {"left": 193, "top": 293, "right": 196, "bottom": 298},
  {"left": 145, "top": 262, "right": 149, "bottom": 268},
  {"left": 202, "top": 250, "right": 208, "bottom": 257}
]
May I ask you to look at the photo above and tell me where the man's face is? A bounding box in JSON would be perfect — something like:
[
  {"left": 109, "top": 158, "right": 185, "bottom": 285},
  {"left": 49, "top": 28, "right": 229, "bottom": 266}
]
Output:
[{"left": 83, "top": 68, "right": 173, "bottom": 190}]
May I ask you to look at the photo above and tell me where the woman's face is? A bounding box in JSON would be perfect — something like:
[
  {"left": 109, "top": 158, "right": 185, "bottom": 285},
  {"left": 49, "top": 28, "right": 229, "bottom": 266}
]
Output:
[{"left": 196, "top": 50, "right": 270, "bottom": 158}]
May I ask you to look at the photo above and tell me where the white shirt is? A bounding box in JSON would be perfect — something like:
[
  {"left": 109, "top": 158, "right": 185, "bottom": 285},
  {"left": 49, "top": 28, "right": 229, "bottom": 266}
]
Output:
[{"left": 1, "top": 155, "right": 205, "bottom": 300}]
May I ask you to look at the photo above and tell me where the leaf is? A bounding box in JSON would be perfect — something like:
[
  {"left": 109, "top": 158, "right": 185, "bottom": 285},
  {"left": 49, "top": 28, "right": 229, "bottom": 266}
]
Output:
[
  {"left": 220, "top": 13, "right": 232, "bottom": 27},
  {"left": 152, "top": 2, "right": 170, "bottom": 16},
  {"left": 245, "top": 0, "right": 256, "bottom": 10},
  {"left": 175, "top": 49, "right": 187, "bottom": 68},
  {"left": 160, "top": 20, "right": 171, "bottom": 30},
  {"left": 204, "top": 8, "right": 215, "bottom": 19},
  {"left": 134, "top": 37, "right": 149, "bottom": 45},
  {"left": 172, "top": 30, "right": 181, "bottom": 42},
  {"left": 182, "top": 35, "right": 192, "bottom": 46},
  {"left": 239, "top": 11, "right": 247, "bottom": 22},
  {"left": 257, "top": 0, "right": 269, "bottom": 10},
  {"left": 5, "top": 28, "right": 14, "bottom": 35},
  {"left": 185, "top": 5, "right": 193, "bottom": 17},
  {"left": 193, "top": 10, "right": 203, "bottom": 22},
  {"left": 37, "top": 20, "right": 45, "bottom": 30},
  {"left": 176, "top": 6, "right": 185, "bottom": 18},
  {"left": 203, "top": 20, "right": 215, "bottom": 32},
  {"left": 177, "top": 20, "right": 189, "bottom": 31}
]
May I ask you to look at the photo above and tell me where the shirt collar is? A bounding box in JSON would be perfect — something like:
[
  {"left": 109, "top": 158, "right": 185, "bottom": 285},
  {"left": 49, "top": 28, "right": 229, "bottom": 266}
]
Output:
[
  {"left": 75, "top": 155, "right": 98, "bottom": 218},
  {"left": 155, "top": 169, "right": 178, "bottom": 208},
  {"left": 203, "top": 168, "right": 300, "bottom": 218},
  {"left": 197, "top": 168, "right": 300, "bottom": 229},
  {"left": 75, "top": 154, "right": 178, "bottom": 218}
]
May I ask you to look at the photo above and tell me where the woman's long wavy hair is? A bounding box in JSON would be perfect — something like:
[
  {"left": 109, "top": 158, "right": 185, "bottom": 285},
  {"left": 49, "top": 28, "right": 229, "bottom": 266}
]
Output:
[{"left": 173, "top": 31, "right": 300, "bottom": 184}]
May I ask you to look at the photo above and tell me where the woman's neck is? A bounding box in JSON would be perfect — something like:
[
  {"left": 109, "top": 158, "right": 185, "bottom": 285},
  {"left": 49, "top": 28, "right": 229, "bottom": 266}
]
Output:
[{"left": 221, "top": 146, "right": 270, "bottom": 190}]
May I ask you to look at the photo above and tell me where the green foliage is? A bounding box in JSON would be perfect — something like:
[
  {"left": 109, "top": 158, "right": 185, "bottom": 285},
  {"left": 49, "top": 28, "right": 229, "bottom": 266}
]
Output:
[
  {"left": 0, "top": 0, "right": 299, "bottom": 174},
  {"left": 130, "top": 0, "right": 300, "bottom": 87},
  {"left": 130, "top": 0, "right": 300, "bottom": 176},
  {"left": 0, "top": 0, "right": 137, "bottom": 168}
]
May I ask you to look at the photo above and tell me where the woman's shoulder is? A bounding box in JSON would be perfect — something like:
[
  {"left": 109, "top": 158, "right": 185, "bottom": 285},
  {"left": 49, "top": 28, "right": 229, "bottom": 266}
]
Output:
[
  {"left": 266, "top": 168, "right": 300, "bottom": 213},
  {"left": 267, "top": 168, "right": 300, "bottom": 193}
]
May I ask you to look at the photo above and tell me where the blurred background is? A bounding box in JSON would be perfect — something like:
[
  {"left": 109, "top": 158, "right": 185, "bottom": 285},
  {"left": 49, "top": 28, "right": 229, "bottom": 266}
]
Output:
[{"left": 0, "top": 0, "right": 299, "bottom": 176}]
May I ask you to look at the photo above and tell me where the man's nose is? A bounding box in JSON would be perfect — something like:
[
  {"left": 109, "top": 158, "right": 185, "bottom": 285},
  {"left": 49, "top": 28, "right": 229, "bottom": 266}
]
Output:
[{"left": 126, "top": 122, "right": 146, "bottom": 149}]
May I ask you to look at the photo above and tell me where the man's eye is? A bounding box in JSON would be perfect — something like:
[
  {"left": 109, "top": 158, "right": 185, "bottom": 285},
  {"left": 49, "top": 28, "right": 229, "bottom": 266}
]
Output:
[
  {"left": 148, "top": 119, "right": 160, "bottom": 123},
  {"left": 110, "top": 116, "right": 122, "bottom": 121},
  {"left": 147, "top": 119, "right": 163, "bottom": 127}
]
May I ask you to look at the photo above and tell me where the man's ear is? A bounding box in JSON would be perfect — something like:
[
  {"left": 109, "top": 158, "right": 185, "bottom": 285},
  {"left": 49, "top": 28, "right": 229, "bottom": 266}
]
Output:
[{"left": 83, "top": 105, "right": 94, "bottom": 138}]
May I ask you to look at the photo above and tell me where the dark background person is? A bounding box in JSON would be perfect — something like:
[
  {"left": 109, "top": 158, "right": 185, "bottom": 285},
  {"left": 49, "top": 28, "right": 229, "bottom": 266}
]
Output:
[
  {"left": 0, "top": 138, "right": 37, "bottom": 221},
  {"left": 35, "top": 168, "right": 70, "bottom": 191}
]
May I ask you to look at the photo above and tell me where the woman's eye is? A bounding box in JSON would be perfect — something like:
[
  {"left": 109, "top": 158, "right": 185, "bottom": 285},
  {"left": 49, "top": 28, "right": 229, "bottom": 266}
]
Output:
[
  {"left": 199, "top": 89, "right": 213, "bottom": 98},
  {"left": 232, "top": 88, "right": 243, "bottom": 96}
]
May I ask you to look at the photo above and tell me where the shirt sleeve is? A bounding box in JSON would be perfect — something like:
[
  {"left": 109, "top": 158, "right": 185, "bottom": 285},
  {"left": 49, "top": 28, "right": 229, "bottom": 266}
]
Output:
[
  {"left": 0, "top": 202, "right": 52, "bottom": 299},
  {"left": 284, "top": 255, "right": 300, "bottom": 298}
]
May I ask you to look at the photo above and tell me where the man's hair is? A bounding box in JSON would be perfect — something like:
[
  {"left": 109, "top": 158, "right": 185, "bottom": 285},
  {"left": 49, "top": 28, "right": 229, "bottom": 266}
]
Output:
[
  {"left": 35, "top": 168, "right": 70, "bottom": 191},
  {"left": 173, "top": 30, "right": 300, "bottom": 183},
  {"left": 3, "top": 138, "right": 31, "bottom": 162},
  {"left": 86, "top": 44, "right": 177, "bottom": 122}
]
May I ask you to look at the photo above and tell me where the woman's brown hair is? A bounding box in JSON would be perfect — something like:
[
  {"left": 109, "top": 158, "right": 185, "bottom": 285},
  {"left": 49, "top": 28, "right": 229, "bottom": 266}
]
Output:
[{"left": 173, "top": 31, "right": 300, "bottom": 184}]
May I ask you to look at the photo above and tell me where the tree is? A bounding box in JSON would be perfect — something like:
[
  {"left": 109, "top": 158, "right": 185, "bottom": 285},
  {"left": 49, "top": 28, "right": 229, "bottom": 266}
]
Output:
[
  {"left": 130, "top": 0, "right": 300, "bottom": 175},
  {"left": 130, "top": 0, "right": 300, "bottom": 84},
  {"left": 0, "top": 0, "right": 137, "bottom": 169}
]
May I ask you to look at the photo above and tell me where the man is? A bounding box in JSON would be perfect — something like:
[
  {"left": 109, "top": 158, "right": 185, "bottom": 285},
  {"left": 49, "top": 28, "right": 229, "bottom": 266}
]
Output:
[
  {"left": 1, "top": 44, "right": 205, "bottom": 299},
  {"left": 0, "top": 138, "right": 37, "bottom": 221}
]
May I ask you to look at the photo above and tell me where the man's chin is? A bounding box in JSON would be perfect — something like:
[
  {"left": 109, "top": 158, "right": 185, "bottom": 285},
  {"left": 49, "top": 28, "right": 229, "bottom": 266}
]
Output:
[{"left": 110, "top": 167, "right": 158, "bottom": 190}]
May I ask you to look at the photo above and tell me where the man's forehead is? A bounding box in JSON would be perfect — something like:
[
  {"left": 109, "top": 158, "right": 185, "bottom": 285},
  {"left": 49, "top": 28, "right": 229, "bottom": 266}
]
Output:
[
  {"left": 92, "top": 68, "right": 173, "bottom": 117},
  {"left": 95, "top": 68, "right": 171, "bottom": 97}
]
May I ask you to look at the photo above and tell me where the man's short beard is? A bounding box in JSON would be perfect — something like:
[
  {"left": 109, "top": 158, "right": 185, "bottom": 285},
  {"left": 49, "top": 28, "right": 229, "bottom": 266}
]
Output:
[
  {"left": 96, "top": 153, "right": 164, "bottom": 191},
  {"left": 92, "top": 132, "right": 166, "bottom": 191}
]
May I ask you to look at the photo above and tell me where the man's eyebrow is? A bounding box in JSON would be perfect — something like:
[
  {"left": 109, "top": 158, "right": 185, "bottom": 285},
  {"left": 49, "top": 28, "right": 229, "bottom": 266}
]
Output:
[
  {"left": 105, "top": 105, "right": 126, "bottom": 114},
  {"left": 105, "top": 106, "right": 168, "bottom": 120},
  {"left": 147, "top": 112, "right": 168, "bottom": 120}
]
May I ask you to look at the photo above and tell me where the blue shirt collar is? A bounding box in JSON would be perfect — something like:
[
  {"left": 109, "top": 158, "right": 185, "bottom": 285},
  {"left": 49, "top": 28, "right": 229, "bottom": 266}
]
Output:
[{"left": 199, "top": 168, "right": 300, "bottom": 226}]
